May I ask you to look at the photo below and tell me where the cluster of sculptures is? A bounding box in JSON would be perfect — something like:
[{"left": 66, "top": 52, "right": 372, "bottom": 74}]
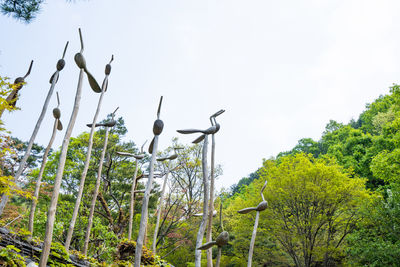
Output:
[{"left": 1, "top": 28, "right": 268, "bottom": 267}]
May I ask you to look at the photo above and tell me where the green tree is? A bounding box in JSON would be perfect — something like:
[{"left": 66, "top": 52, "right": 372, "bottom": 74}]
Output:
[
  {"left": 226, "top": 154, "right": 371, "bottom": 267},
  {"left": 346, "top": 183, "right": 400, "bottom": 266}
]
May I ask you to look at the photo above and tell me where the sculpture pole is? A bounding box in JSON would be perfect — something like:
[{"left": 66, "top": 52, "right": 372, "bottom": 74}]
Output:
[
  {"left": 128, "top": 156, "right": 140, "bottom": 241},
  {"left": 82, "top": 108, "right": 117, "bottom": 256},
  {"left": 237, "top": 180, "right": 268, "bottom": 267},
  {"left": 206, "top": 133, "right": 216, "bottom": 266},
  {"left": 39, "top": 29, "right": 88, "bottom": 267},
  {"left": 152, "top": 151, "right": 181, "bottom": 254},
  {"left": 65, "top": 55, "right": 113, "bottom": 251},
  {"left": 116, "top": 142, "right": 146, "bottom": 241},
  {"left": 197, "top": 202, "right": 229, "bottom": 267},
  {"left": 177, "top": 109, "right": 224, "bottom": 267},
  {"left": 195, "top": 135, "right": 209, "bottom": 267},
  {"left": 0, "top": 47, "right": 65, "bottom": 216},
  {"left": 134, "top": 96, "right": 164, "bottom": 267},
  {"left": 28, "top": 92, "right": 63, "bottom": 236}
]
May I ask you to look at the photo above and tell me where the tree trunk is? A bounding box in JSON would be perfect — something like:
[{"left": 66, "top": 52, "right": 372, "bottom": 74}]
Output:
[
  {"left": 195, "top": 135, "right": 209, "bottom": 267},
  {"left": 128, "top": 159, "right": 140, "bottom": 241},
  {"left": 39, "top": 69, "right": 84, "bottom": 267},
  {"left": 64, "top": 87, "right": 106, "bottom": 251},
  {"left": 134, "top": 136, "right": 159, "bottom": 267},
  {"left": 82, "top": 125, "right": 110, "bottom": 255},
  {"left": 0, "top": 71, "right": 59, "bottom": 216},
  {"left": 206, "top": 134, "right": 216, "bottom": 267},
  {"left": 28, "top": 118, "right": 58, "bottom": 235},
  {"left": 152, "top": 168, "right": 170, "bottom": 253}
]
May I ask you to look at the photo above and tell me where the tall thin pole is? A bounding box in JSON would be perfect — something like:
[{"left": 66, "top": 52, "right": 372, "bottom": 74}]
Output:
[
  {"left": 247, "top": 211, "right": 260, "bottom": 267},
  {"left": 206, "top": 133, "right": 216, "bottom": 266},
  {"left": 28, "top": 118, "right": 58, "bottom": 235},
  {"left": 65, "top": 55, "right": 113, "bottom": 251},
  {"left": 152, "top": 168, "right": 170, "bottom": 253},
  {"left": 135, "top": 136, "right": 159, "bottom": 266},
  {"left": 82, "top": 122, "right": 111, "bottom": 255},
  {"left": 134, "top": 96, "right": 164, "bottom": 267},
  {"left": 128, "top": 158, "right": 140, "bottom": 241},
  {"left": 195, "top": 136, "right": 209, "bottom": 267},
  {"left": 39, "top": 29, "right": 84, "bottom": 267}
]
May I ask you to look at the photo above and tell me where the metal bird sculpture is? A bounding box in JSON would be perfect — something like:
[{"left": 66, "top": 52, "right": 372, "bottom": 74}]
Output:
[
  {"left": 197, "top": 202, "right": 229, "bottom": 267},
  {"left": 39, "top": 29, "right": 87, "bottom": 267},
  {"left": 148, "top": 97, "right": 164, "bottom": 153},
  {"left": 65, "top": 54, "right": 114, "bottom": 251},
  {"left": 237, "top": 179, "right": 268, "bottom": 267},
  {"left": 178, "top": 109, "right": 225, "bottom": 266},
  {"left": 5, "top": 60, "right": 34, "bottom": 108},
  {"left": 73, "top": 35, "right": 102, "bottom": 93},
  {"left": 135, "top": 96, "right": 164, "bottom": 267},
  {"left": 177, "top": 109, "right": 225, "bottom": 143}
]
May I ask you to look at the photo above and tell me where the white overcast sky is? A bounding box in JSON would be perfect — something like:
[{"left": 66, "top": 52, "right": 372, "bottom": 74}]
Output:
[{"left": 1, "top": 0, "right": 400, "bottom": 190}]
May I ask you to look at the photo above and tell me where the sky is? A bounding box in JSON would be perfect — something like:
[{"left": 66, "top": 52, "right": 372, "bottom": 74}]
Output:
[{"left": 1, "top": 0, "right": 400, "bottom": 190}]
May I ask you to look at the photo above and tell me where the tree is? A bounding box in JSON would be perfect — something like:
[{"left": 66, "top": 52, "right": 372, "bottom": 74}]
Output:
[
  {"left": 226, "top": 154, "right": 371, "bottom": 267},
  {"left": 346, "top": 183, "right": 400, "bottom": 266},
  {"left": 0, "top": 0, "right": 85, "bottom": 23}
]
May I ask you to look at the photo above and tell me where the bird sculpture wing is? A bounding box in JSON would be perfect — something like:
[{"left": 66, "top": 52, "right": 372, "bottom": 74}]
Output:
[
  {"left": 85, "top": 69, "right": 102, "bottom": 93},
  {"left": 117, "top": 151, "right": 134, "bottom": 157},
  {"left": 177, "top": 129, "right": 205, "bottom": 134},
  {"left": 57, "top": 120, "right": 63, "bottom": 131},
  {"left": 197, "top": 241, "right": 217, "bottom": 250},
  {"left": 192, "top": 135, "right": 205, "bottom": 144},
  {"left": 49, "top": 72, "right": 59, "bottom": 84},
  {"left": 148, "top": 137, "right": 155, "bottom": 154},
  {"left": 237, "top": 207, "right": 257, "bottom": 214}
]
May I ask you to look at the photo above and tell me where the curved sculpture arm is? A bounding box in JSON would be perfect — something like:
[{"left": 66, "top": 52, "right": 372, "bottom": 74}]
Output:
[
  {"left": 237, "top": 207, "right": 256, "bottom": 214},
  {"left": 210, "top": 109, "right": 225, "bottom": 125},
  {"left": 157, "top": 96, "right": 163, "bottom": 119},
  {"left": 23, "top": 60, "right": 34, "bottom": 79},
  {"left": 177, "top": 129, "right": 204, "bottom": 134},
  {"left": 197, "top": 241, "right": 216, "bottom": 250},
  {"left": 62, "top": 41, "right": 69, "bottom": 59},
  {"left": 141, "top": 140, "right": 147, "bottom": 153},
  {"left": 194, "top": 210, "right": 217, "bottom": 217},
  {"left": 261, "top": 180, "right": 268, "bottom": 202},
  {"left": 157, "top": 154, "right": 178, "bottom": 162},
  {"left": 192, "top": 134, "right": 205, "bottom": 144},
  {"left": 79, "top": 28, "right": 84, "bottom": 53}
]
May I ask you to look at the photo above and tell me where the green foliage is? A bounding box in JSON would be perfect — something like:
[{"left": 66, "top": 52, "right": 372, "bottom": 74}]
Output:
[
  {"left": 226, "top": 154, "right": 371, "bottom": 266},
  {"left": 346, "top": 183, "right": 400, "bottom": 266},
  {"left": 0, "top": 245, "right": 27, "bottom": 267},
  {"left": 0, "top": 0, "right": 43, "bottom": 22}
]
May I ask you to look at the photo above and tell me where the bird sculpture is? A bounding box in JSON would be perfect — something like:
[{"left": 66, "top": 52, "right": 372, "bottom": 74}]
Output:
[
  {"left": 237, "top": 179, "right": 268, "bottom": 267},
  {"left": 6, "top": 60, "right": 34, "bottom": 108},
  {"left": 73, "top": 42, "right": 102, "bottom": 93},
  {"left": 177, "top": 109, "right": 225, "bottom": 143},
  {"left": 197, "top": 202, "right": 229, "bottom": 267}
]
